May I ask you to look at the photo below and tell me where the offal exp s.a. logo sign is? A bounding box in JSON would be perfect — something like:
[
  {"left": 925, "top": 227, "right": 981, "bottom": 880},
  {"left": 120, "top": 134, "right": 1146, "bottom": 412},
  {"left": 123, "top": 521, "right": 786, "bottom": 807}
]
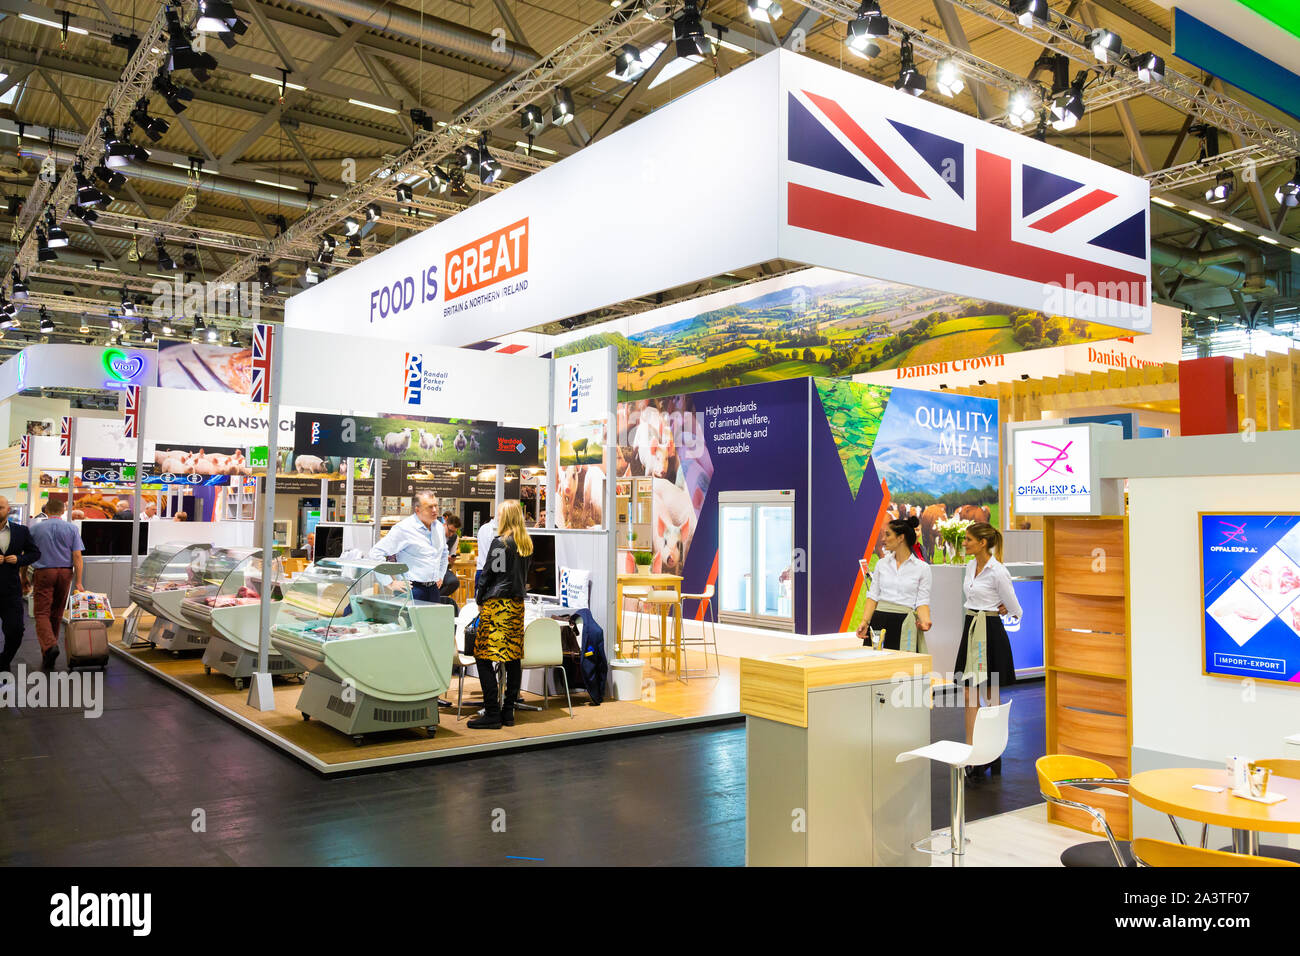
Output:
[
  {"left": 102, "top": 348, "right": 145, "bottom": 385},
  {"left": 1210, "top": 520, "right": 1257, "bottom": 554},
  {"left": 1012, "top": 425, "right": 1094, "bottom": 515},
  {"left": 400, "top": 351, "right": 448, "bottom": 407}
]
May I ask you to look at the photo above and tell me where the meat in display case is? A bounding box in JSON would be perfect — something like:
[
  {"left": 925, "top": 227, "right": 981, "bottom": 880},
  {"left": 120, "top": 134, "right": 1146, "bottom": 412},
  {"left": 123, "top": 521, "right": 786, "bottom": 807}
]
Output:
[
  {"left": 124, "top": 542, "right": 212, "bottom": 651},
  {"left": 270, "top": 558, "right": 456, "bottom": 745},
  {"left": 189, "top": 548, "right": 302, "bottom": 689}
]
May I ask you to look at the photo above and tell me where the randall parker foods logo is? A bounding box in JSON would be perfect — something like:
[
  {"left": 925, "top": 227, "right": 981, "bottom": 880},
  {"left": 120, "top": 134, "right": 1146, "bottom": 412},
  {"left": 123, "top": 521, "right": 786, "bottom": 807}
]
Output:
[
  {"left": 404, "top": 352, "right": 423, "bottom": 405},
  {"left": 400, "top": 351, "right": 448, "bottom": 406},
  {"left": 101, "top": 348, "right": 145, "bottom": 383},
  {"left": 1211, "top": 520, "right": 1257, "bottom": 554},
  {"left": 568, "top": 362, "right": 594, "bottom": 413}
]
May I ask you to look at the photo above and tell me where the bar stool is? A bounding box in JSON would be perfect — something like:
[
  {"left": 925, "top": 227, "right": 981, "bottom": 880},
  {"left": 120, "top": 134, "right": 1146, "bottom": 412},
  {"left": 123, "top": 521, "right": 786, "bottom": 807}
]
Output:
[
  {"left": 678, "top": 583, "right": 719, "bottom": 679},
  {"left": 896, "top": 701, "right": 1012, "bottom": 866},
  {"left": 620, "top": 585, "right": 652, "bottom": 657},
  {"left": 633, "top": 590, "right": 682, "bottom": 676}
]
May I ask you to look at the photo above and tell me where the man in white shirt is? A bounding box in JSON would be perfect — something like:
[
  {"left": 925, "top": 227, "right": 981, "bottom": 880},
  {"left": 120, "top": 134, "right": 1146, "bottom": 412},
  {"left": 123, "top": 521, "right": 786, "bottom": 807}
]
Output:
[
  {"left": 474, "top": 513, "right": 497, "bottom": 589},
  {"left": 368, "top": 491, "right": 448, "bottom": 604}
]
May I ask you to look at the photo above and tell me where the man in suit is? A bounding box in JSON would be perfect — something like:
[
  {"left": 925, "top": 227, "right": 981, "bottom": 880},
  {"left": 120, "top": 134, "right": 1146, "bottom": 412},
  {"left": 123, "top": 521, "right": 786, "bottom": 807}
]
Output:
[{"left": 0, "top": 495, "right": 40, "bottom": 674}]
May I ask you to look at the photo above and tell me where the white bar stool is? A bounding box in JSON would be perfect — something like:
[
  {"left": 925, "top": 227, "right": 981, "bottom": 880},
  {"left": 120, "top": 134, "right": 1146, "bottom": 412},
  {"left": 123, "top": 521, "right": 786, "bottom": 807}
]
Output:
[
  {"left": 896, "top": 700, "right": 1012, "bottom": 866},
  {"left": 620, "top": 585, "right": 652, "bottom": 657},
  {"left": 678, "top": 583, "right": 719, "bottom": 679}
]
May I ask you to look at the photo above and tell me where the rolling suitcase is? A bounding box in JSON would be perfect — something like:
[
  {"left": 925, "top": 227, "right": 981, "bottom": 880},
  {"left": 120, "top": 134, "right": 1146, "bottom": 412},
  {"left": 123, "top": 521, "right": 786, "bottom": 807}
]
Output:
[
  {"left": 65, "top": 619, "right": 110, "bottom": 671},
  {"left": 64, "top": 591, "right": 113, "bottom": 672}
]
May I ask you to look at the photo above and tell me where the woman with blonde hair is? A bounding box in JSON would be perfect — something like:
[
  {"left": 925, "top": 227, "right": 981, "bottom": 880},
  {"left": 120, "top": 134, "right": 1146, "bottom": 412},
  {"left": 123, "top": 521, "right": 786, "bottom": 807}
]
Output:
[
  {"left": 469, "top": 500, "right": 533, "bottom": 730},
  {"left": 955, "top": 521, "right": 1021, "bottom": 777}
]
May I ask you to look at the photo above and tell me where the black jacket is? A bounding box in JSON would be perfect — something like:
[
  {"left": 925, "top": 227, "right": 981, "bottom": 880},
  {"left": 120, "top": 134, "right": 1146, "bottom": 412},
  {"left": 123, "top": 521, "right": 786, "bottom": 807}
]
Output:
[
  {"left": 569, "top": 607, "right": 608, "bottom": 705},
  {"left": 475, "top": 535, "right": 529, "bottom": 604},
  {"left": 0, "top": 521, "right": 40, "bottom": 592}
]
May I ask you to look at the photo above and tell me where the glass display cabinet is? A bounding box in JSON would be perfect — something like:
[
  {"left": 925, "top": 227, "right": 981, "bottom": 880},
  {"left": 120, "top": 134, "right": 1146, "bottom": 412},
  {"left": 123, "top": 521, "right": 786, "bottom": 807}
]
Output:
[
  {"left": 126, "top": 542, "right": 213, "bottom": 652},
  {"left": 195, "top": 549, "right": 297, "bottom": 688},
  {"left": 271, "top": 558, "right": 457, "bottom": 745},
  {"left": 718, "top": 490, "right": 796, "bottom": 631}
]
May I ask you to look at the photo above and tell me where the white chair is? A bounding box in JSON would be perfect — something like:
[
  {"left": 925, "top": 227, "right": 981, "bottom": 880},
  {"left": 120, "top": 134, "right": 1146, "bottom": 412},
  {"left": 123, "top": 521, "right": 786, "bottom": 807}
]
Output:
[
  {"left": 678, "top": 583, "right": 719, "bottom": 679},
  {"left": 896, "top": 701, "right": 1013, "bottom": 866},
  {"left": 453, "top": 601, "right": 482, "bottom": 720},
  {"left": 520, "top": 617, "right": 572, "bottom": 717}
]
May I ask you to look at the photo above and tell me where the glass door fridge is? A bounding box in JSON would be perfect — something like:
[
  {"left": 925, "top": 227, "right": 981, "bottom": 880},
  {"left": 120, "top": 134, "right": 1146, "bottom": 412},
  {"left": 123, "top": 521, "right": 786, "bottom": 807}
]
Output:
[{"left": 718, "top": 490, "right": 795, "bottom": 631}]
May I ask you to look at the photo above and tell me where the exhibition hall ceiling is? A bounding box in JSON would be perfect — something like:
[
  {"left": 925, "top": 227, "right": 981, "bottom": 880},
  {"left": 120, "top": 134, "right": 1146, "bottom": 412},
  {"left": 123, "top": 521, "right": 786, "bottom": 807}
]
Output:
[{"left": 0, "top": 0, "right": 1297, "bottom": 355}]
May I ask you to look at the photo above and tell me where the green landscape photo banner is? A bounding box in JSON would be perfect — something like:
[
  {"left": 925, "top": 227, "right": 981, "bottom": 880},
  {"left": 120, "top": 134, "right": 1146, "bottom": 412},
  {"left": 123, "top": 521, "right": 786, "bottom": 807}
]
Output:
[{"left": 554, "top": 268, "right": 1138, "bottom": 402}]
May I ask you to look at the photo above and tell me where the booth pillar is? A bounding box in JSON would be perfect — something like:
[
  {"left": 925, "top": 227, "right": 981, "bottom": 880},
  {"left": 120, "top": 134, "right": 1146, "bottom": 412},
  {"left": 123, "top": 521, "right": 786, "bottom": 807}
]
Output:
[{"left": 1178, "top": 357, "right": 1238, "bottom": 437}]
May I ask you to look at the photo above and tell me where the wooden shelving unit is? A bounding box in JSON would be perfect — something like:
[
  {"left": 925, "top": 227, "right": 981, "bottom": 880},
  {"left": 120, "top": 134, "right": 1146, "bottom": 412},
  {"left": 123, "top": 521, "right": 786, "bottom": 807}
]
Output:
[{"left": 1044, "top": 515, "right": 1132, "bottom": 839}]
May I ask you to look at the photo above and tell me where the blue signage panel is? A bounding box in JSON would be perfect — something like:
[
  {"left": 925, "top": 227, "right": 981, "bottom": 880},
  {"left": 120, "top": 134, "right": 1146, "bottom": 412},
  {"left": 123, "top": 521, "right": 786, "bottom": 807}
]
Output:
[
  {"left": 1003, "top": 579, "right": 1044, "bottom": 676},
  {"left": 1200, "top": 513, "right": 1300, "bottom": 686}
]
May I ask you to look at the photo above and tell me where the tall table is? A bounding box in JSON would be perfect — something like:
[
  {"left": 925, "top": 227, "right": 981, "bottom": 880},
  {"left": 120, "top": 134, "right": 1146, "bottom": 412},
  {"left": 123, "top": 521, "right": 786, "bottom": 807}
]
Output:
[
  {"left": 1130, "top": 768, "right": 1300, "bottom": 855},
  {"left": 615, "top": 572, "right": 683, "bottom": 669}
]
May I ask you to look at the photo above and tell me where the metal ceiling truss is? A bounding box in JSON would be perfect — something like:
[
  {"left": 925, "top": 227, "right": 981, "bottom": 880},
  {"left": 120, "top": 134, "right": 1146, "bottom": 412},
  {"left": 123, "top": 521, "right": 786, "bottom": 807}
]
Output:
[
  {"left": 10, "top": 2, "right": 180, "bottom": 275},
  {"left": 210, "top": 0, "right": 665, "bottom": 286},
  {"left": 946, "top": 0, "right": 1300, "bottom": 161}
]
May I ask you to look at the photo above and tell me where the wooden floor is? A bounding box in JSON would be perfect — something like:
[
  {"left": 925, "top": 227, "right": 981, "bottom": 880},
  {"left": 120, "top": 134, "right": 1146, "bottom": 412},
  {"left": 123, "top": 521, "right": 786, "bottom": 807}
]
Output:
[
  {"left": 2, "top": 615, "right": 1058, "bottom": 865},
  {"left": 930, "top": 803, "right": 1085, "bottom": 867},
  {"left": 112, "top": 614, "right": 743, "bottom": 771}
]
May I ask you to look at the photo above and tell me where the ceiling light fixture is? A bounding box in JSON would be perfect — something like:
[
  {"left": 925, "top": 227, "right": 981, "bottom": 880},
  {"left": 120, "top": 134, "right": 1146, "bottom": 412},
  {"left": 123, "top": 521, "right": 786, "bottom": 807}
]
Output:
[
  {"left": 44, "top": 212, "right": 69, "bottom": 248},
  {"left": 1007, "top": 89, "right": 1037, "bottom": 127},
  {"left": 519, "top": 104, "right": 545, "bottom": 135},
  {"left": 614, "top": 43, "right": 642, "bottom": 78},
  {"left": 1205, "top": 171, "right": 1235, "bottom": 205},
  {"left": 477, "top": 136, "right": 502, "bottom": 185},
  {"left": 1087, "top": 28, "right": 1122, "bottom": 65},
  {"left": 39, "top": 307, "right": 54, "bottom": 334},
  {"left": 935, "top": 57, "right": 963, "bottom": 98},
  {"left": 746, "top": 0, "right": 782, "bottom": 24},
  {"left": 894, "top": 36, "right": 926, "bottom": 97},
  {"left": 1050, "top": 74, "right": 1086, "bottom": 131},
  {"left": 1275, "top": 160, "right": 1300, "bottom": 209},
  {"left": 847, "top": 1, "right": 889, "bottom": 59},
  {"left": 552, "top": 87, "right": 575, "bottom": 127},
  {"left": 674, "top": 1, "right": 709, "bottom": 59},
  {"left": 1133, "top": 51, "right": 1164, "bottom": 84},
  {"left": 1009, "top": 0, "right": 1048, "bottom": 27}
]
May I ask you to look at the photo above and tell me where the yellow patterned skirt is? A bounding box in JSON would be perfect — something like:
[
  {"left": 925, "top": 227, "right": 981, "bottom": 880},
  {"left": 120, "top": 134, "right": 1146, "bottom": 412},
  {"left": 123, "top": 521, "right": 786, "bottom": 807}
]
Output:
[{"left": 474, "top": 598, "right": 525, "bottom": 662}]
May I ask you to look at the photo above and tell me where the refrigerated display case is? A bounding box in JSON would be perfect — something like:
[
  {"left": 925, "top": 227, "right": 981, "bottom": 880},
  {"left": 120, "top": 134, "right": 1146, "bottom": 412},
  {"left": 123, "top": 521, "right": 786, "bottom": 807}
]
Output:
[
  {"left": 125, "top": 542, "right": 212, "bottom": 651},
  {"left": 718, "top": 490, "right": 795, "bottom": 631},
  {"left": 190, "top": 548, "right": 301, "bottom": 688},
  {"left": 270, "top": 558, "right": 456, "bottom": 745}
]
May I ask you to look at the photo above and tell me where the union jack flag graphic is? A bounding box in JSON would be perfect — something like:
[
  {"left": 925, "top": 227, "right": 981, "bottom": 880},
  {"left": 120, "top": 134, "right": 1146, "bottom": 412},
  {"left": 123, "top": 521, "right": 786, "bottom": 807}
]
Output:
[
  {"left": 123, "top": 385, "right": 140, "bottom": 439},
  {"left": 18, "top": 434, "right": 28, "bottom": 467},
  {"left": 59, "top": 416, "right": 70, "bottom": 456},
  {"left": 784, "top": 86, "right": 1148, "bottom": 318},
  {"left": 251, "top": 323, "right": 275, "bottom": 404}
]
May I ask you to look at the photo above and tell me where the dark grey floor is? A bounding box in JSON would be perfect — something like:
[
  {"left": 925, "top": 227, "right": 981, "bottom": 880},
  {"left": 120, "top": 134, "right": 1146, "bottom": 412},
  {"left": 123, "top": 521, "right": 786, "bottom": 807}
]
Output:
[{"left": 1, "top": 621, "right": 1045, "bottom": 866}]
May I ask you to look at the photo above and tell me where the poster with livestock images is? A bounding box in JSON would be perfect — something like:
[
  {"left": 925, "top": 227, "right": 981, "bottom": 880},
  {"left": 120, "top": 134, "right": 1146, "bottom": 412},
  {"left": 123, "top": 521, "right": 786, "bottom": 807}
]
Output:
[
  {"left": 555, "top": 421, "right": 606, "bottom": 530},
  {"left": 143, "top": 444, "right": 250, "bottom": 485},
  {"left": 551, "top": 266, "right": 1135, "bottom": 403},
  {"left": 271, "top": 449, "right": 348, "bottom": 480},
  {"left": 292, "top": 412, "right": 540, "bottom": 468},
  {"left": 1200, "top": 513, "right": 1300, "bottom": 686},
  {"left": 812, "top": 379, "right": 999, "bottom": 634},
  {"left": 606, "top": 375, "right": 998, "bottom": 635},
  {"left": 616, "top": 378, "right": 808, "bottom": 629}
]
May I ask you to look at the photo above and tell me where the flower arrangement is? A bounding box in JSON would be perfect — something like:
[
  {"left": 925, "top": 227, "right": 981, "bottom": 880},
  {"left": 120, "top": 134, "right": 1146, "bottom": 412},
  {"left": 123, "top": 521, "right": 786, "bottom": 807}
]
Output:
[{"left": 934, "top": 516, "right": 974, "bottom": 564}]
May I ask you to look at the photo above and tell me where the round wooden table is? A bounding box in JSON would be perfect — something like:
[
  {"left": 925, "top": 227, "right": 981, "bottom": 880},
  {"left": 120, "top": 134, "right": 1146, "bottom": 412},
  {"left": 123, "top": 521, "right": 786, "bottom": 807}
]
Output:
[{"left": 1129, "top": 768, "right": 1300, "bottom": 855}]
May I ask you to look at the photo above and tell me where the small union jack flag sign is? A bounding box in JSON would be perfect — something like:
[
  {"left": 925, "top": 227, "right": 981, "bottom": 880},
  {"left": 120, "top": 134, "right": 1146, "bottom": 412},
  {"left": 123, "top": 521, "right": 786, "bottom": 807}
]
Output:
[
  {"left": 123, "top": 385, "right": 140, "bottom": 439},
  {"left": 59, "top": 416, "right": 70, "bottom": 456},
  {"left": 251, "top": 323, "right": 274, "bottom": 404}
]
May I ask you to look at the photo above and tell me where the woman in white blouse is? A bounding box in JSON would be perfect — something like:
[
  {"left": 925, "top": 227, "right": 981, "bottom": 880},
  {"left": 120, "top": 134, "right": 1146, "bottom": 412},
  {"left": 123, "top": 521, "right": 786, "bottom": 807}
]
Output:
[
  {"left": 956, "top": 522, "right": 1022, "bottom": 778},
  {"left": 857, "top": 515, "right": 932, "bottom": 652}
]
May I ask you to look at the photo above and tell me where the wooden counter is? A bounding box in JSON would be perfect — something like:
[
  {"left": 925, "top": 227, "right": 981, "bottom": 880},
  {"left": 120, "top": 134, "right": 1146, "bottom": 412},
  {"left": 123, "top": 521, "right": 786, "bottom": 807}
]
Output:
[{"left": 740, "top": 649, "right": 932, "bottom": 728}]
